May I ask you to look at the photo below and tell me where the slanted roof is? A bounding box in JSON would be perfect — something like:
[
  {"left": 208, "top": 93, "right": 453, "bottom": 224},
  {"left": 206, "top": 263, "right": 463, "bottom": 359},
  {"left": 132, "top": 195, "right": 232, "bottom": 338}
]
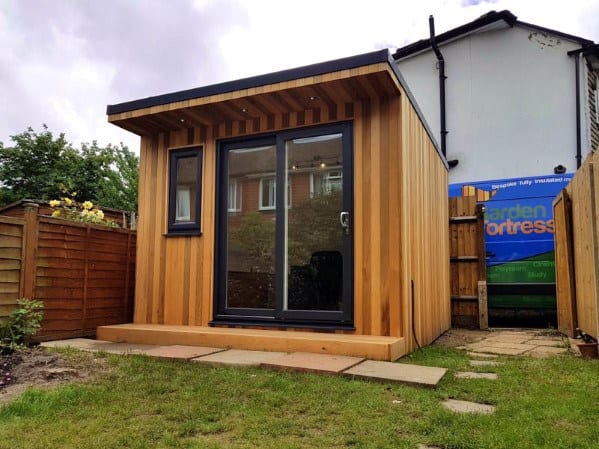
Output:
[
  {"left": 393, "top": 9, "right": 594, "bottom": 60},
  {"left": 107, "top": 50, "right": 405, "bottom": 134}
]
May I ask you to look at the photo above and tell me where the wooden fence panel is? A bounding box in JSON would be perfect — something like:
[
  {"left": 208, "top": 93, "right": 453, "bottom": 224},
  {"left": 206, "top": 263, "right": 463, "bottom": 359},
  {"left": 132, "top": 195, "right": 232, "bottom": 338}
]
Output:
[
  {"left": 0, "top": 217, "right": 25, "bottom": 320},
  {"left": 553, "top": 190, "right": 577, "bottom": 336},
  {"left": 554, "top": 151, "right": 599, "bottom": 339},
  {"left": 449, "top": 196, "right": 487, "bottom": 328},
  {"left": 0, "top": 206, "right": 136, "bottom": 340}
]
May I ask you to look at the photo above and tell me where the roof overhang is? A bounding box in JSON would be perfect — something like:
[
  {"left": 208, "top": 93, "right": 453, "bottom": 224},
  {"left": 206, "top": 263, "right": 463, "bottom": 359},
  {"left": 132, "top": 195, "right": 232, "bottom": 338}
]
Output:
[{"left": 107, "top": 50, "right": 403, "bottom": 136}]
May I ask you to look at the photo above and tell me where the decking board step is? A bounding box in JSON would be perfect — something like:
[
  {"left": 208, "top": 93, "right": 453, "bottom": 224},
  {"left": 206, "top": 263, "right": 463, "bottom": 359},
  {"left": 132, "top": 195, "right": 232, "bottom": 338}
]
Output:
[{"left": 97, "top": 323, "right": 406, "bottom": 361}]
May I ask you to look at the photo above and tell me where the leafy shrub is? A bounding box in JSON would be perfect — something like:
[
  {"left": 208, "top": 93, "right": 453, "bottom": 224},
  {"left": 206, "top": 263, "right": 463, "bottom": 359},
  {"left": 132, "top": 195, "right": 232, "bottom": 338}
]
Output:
[{"left": 0, "top": 298, "right": 45, "bottom": 351}]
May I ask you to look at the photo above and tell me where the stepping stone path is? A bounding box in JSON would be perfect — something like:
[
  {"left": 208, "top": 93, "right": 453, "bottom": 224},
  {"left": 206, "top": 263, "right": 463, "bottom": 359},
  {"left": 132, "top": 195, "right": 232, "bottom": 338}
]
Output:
[
  {"left": 469, "top": 360, "right": 501, "bottom": 367},
  {"left": 261, "top": 352, "right": 364, "bottom": 374},
  {"left": 344, "top": 360, "right": 447, "bottom": 388},
  {"left": 461, "top": 330, "right": 568, "bottom": 356},
  {"left": 467, "top": 352, "right": 498, "bottom": 359},
  {"left": 194, "top": 349, "right": 286, "bottom": 366},
  {"left": 454, "top": 371, "right": 498, "bottom": 380},
  {"left": 139, "top": 345, "right": 225, "bottom": 360},
  {"left": 40, "top": 339, "right": 447, "bottom": 388},
  {"left": 442, "top": 399, "right": 495, "bottom": 414}
]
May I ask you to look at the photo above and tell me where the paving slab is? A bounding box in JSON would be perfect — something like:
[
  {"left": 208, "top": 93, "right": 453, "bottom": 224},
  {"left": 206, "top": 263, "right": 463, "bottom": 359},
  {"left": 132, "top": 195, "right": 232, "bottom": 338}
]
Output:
[
  {"left": 455, "top": 371, "right": 497, "bottom": 380},
  {"left": 483, "top": 336, "right": 532, "bottom": 344},
  {"left": 467, "top": 352, "right": 499, "bottom": 359},
  {"left": 139, "top": 345, "right": 225, "bottom": 360},
  {"left": 88, "top": 342, "right": 157, "bottom": 354},
  {"left": 481, "top": 342, "right": 537, "bottom": 350},
  {"left": 40, "top": 338, "right": 109, "bottom": 350},
  {"left": 442, "top": 399, "right": 495, "bottom": 414},
  {"left": 526, "top": 346, "right": 568, "bottom": 358},
  {"left": 261, "top": 352, "right": 364, "bottom": 374},
  {"left": 193, "top": 349, "right": 287, "bottom": 366},
  {"left": 527, "top": 338, "right": 565, "bottom": 347},
  {"left": 41, "top": 338, "right": 157, "bottom": 354},
  {"left": 343, "top": 360, "right": 446, "bottom": 388},
  {"left": 466, "top": 343, "right": 534, "bottom": 355},
  {"left": 470, "top": 360, "right": 501, "bottom": 367}
]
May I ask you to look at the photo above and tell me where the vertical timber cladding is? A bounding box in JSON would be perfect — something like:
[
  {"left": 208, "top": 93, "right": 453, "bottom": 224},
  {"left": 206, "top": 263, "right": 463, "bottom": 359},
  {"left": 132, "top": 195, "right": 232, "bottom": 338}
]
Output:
[
  {"left": 133, "top": 96, "right": 427, "bottom": 337},
  {"left": 129, "top": 63, "right": 449, "bottom": 344},
  {"left": 399, "top": 87, "right": 451, "bottom": 352}
]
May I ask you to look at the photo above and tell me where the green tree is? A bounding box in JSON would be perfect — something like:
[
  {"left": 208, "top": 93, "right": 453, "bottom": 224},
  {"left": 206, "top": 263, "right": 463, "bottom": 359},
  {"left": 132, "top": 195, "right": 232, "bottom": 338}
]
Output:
[
  {"left": 0, "top": 125, "right": 81, "bottom": 205},
  {"left": 95, "top": 144, "right": 139, "bottom": 212},
  {"left": 0, "top": 125, "right": 139, "bottom": 211}
]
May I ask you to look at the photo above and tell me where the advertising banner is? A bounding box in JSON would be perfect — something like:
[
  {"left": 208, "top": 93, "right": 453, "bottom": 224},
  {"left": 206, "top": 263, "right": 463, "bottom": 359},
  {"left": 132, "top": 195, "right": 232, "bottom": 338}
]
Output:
[{"left": 449, "top": 174, "right": 573, "bottom": 319}]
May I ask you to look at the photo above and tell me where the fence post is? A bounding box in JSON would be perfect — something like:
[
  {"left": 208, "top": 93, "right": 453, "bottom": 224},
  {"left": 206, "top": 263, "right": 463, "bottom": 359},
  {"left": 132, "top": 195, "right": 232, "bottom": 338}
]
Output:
[{"left": 21, "top": 201, "right": 39, "bottom": 300}]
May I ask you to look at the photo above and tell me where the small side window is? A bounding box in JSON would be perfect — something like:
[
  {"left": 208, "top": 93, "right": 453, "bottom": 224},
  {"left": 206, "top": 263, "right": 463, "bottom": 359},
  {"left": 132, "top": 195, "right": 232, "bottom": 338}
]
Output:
[{"left": 168, "top": 147, "right": 202, "bottom": 235}]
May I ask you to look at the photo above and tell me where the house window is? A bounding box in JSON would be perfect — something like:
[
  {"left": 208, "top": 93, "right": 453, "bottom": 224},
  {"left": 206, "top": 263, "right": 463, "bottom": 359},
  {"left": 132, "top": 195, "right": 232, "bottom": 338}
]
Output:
[
  {"left": 259, "top": 177, "right": 276, "bottom": 210},
  {"left": 259, "top": 176, "right": 292, "bottom": 210},
  {"left": 311, "top": 170, "right": 343, "bottom": 196},
  {"left": 168, "top": 147, "right": 202, "bottom": 235},
  {"left": 228, "top": 179, "right": 242, "bottom": 212}
]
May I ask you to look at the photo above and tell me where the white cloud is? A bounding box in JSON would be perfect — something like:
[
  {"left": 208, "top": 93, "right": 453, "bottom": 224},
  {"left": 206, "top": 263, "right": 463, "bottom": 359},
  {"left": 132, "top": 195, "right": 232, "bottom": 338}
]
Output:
[{"left": 0, "top": 0, "right": 596, "bottom": 153}]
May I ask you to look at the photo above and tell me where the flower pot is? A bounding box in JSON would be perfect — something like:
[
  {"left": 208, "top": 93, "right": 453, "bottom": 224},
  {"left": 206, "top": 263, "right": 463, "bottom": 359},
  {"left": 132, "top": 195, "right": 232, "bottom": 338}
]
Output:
[{"left": 577, "top": 342, "right": 599, "bottom": 359}]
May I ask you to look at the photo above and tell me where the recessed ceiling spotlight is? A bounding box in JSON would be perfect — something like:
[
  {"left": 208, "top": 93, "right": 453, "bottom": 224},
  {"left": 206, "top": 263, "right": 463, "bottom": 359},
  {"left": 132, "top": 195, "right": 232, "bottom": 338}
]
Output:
[
  {"left": 241, "top": 108, "right": 248, "bottom": 113},
  {"left": 309, "top": 96, "right": 317, "bottom": 101},
  {"left": 180, "top": 118, "right": 185, "bottom": 123}
]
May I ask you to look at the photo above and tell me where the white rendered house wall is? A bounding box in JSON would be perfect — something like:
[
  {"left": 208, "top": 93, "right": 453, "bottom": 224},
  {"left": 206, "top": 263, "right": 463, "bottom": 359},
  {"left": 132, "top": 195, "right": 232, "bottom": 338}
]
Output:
[{"left": 396, "top": 25, "right": 590, "bottom": 184}]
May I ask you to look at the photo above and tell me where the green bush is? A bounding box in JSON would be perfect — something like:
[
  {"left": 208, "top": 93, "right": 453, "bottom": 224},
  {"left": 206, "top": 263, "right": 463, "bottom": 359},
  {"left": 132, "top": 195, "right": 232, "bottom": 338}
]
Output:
[{"left": 0, "top": 298, "right": 44, "bottom": 351}]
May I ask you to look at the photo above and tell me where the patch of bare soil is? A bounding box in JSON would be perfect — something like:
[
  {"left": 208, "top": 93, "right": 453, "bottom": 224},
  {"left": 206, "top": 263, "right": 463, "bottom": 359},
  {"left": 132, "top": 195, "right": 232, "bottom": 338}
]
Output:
[
  {"left": 433, "top": 328, "right": 491, "bottom": 348},
  {"left": 0, "top": 347, "right": 107, "bottom": 405}
]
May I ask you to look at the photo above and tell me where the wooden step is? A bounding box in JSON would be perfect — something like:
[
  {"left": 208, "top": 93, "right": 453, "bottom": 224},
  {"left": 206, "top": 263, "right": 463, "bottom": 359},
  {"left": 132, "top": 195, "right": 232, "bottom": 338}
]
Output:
[{"left": 97, "top": 324, "right": 406, "bottom": 361}]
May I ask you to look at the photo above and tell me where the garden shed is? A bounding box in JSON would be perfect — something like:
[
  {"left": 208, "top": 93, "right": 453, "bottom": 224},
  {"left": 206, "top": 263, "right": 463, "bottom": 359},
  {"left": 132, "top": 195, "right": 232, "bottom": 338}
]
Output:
[{"left": 98, "top": 49, "right": 450, "bottom": 360}]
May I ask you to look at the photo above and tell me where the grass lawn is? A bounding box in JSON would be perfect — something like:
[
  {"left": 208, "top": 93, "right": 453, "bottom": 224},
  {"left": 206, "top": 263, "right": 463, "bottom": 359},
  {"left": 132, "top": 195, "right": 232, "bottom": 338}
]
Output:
[{"left": 0, "top": 346, "right": 597, "bottom": 449}]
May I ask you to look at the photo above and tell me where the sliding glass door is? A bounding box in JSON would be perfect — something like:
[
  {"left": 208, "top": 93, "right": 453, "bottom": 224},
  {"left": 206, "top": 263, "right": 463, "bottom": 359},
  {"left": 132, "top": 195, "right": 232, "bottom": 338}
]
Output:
[{"left": 215, "top": 123, "right": 353, "bottom": 326}]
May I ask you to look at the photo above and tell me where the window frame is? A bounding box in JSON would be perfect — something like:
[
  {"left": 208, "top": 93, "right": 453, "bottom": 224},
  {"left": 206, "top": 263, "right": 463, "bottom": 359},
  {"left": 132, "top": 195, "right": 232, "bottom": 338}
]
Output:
[
  {"left": 258, "top": 176, "right": 276, "bottom": 210},
  {"left": 228, "top": 178, "right": 242, "bottom": 212},
  {"left": 213, "top": 121, "right": 354, "bottom": 328},
  {"left": 167, "top": 146, "right": 203, "bottom": 236}
]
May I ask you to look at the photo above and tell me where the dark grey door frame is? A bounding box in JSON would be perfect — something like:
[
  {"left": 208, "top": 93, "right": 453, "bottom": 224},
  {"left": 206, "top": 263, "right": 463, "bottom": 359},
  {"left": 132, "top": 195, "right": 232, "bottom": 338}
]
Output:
[{"left": 212, "top": 122, "right": 354, "bottom": 327}]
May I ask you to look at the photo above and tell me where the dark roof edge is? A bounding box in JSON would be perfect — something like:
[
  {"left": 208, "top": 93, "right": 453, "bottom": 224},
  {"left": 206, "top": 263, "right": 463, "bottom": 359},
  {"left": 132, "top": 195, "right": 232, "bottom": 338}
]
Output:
[
  {"left": 107, "top": 49, "right": 391, "bottom": 116},
  {"left": 393, "top": 10, "right": 593, "bottom": 60},
  {"left": 516, "top": 21, "right": 594, "bottom": 46},
  {"left": 393, "top": 10, "right": 517, "bottom": 59},
  {"left": 385, "top": 55, "right": 448, "bottom": 169}
]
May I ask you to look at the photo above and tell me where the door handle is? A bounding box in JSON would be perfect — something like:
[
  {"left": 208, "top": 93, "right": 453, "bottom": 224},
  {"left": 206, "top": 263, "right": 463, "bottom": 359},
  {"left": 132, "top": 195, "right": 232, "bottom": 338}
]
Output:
[{"left": 339, "top": 211, "right": 350, "bottom": 235}]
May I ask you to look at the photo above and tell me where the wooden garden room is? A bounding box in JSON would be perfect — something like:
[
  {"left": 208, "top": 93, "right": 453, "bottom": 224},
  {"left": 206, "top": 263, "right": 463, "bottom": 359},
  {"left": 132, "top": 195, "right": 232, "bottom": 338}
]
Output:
[{"left": 98, "top": 49, "right": 450, "bottom": 361}]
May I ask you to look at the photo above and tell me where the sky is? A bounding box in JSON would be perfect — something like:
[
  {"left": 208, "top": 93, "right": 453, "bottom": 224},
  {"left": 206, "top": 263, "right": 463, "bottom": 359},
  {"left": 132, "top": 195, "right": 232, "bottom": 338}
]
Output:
[{"left": 1, "top": 0, "right": 598, "bottom": 153}]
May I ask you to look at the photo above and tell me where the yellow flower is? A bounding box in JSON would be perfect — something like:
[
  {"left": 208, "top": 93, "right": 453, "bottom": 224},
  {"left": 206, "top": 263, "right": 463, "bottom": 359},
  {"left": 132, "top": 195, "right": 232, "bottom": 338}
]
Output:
[
  {"left": 72, "top": 192, "right": 77, "bottom": 197},
  {"left": 49, "top": 200, "right": 60, "bottom": 207},
  {"left": 80, "top": 209, "right": 89, "bottom": 216},
  {"left": 82, "top": 201, "right": 93, "bottom": 210},
  {"left": 64, "top": 198, "right": 73, "bottom": 206},
  {"left": 51, "top": 210, "right": 61, "bottom": 217}
]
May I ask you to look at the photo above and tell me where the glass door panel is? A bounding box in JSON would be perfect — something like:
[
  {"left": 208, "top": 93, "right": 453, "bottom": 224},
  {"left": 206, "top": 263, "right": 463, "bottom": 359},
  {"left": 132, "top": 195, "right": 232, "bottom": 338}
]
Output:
[
  {"left": 285, "top": 133, "right": 344, "bottom": 311},
  {"left": 226, "top": 144, "right": 276, "bottom": 310}
]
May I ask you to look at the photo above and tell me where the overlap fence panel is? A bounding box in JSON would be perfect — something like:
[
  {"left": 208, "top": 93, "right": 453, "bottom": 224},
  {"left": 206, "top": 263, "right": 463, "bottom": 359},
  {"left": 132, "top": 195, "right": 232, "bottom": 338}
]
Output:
[
  {"left": 0, "top": 203, "right": 136, "bottom": 340},
  {"left": 0, "top": 217, "right": 25, "bottom": 321},
  {"left": 554, "top": 151, "right": 599, "bottom": 338}
]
